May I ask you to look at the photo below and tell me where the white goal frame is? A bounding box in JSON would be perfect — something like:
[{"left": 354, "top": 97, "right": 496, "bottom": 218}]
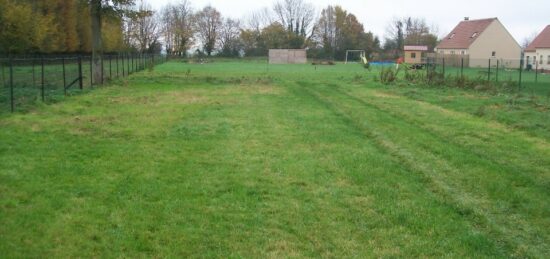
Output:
[{"left": 345, "top": 50, "right": 366, "bottom": 64}]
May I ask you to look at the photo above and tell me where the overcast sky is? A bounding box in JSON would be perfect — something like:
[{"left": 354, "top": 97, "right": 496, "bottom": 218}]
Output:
[{"left": 148, "top": 0, "right": 548, "bottom": 43}]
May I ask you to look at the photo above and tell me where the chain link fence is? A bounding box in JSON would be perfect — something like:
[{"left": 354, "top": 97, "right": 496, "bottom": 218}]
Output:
[{"left": 0, "top": 54, "right": 167, "bottom": 113}]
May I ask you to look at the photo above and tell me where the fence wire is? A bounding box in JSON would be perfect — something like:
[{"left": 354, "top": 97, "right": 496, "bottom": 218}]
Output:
[
  {"left": 419, "top": 56, "right": 550, "bottom": 95},
  {"left": 0, "top": 54, "right": 166, "bottom": 113}
]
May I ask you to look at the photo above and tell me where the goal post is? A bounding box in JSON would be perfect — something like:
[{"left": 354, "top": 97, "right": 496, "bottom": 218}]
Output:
[{"left": 345, "top": 50, "right": 366, "bottom": 64}]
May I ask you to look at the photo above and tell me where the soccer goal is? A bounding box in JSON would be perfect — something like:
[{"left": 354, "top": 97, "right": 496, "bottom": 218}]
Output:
[{"left": 345, "top": 50, "right": 366, "bottom": 64}]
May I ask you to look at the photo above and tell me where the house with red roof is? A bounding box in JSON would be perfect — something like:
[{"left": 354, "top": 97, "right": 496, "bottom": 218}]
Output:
[
  {"left": 435, "top": 18, "right": 521, "bottom": 68},
  {"left": 524, "top": 25, "right": 550, "bottom": 70}
]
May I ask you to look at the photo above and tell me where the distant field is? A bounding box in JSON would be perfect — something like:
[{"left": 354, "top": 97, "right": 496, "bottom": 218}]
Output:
[{"left": 1, "top": 61, "right": 549, "bottom": 257}]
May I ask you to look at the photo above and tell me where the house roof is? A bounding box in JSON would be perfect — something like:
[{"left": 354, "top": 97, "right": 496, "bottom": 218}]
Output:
[
  {"left": 436, "top": 18, "right": 496, "bottom": 49},
  {"left": 525, "top": 25, "right": 550, "bottom": 52},
  {"left": 404, "top": 45, "right": 428, "bottom": 51}
]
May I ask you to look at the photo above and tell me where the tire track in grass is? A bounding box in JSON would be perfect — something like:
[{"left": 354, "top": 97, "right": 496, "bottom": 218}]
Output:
[
  {"left": 297, "top": 82, "right": 548, "bottom": 258},
  {"left": 285, "top": 83, "right": 510, "bottom": 257},
  {"left": 347, "top": 87, "right": 550, "bottom": 181},
  {"left": 335, "top": 87, "right": 550, "bottom": 195},
  {"left": 330, "top": 85, "right": 550, "bottom": 258},
  {"left": 288, "top": 83, "right": 509, "bottom": 253}
]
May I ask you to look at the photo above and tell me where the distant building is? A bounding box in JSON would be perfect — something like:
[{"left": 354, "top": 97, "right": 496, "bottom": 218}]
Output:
[
  {"left": 404, "top": 45, "right": 428, "bottom": 64},
  {"left": 268, "top": 49, "right": 307, "bottom": 64},
  {"left": 435, "top": 18, "right": 521, "bottom": 68},
  {"left": 524, "top": 25, "right": 550, "bottom": 70}
]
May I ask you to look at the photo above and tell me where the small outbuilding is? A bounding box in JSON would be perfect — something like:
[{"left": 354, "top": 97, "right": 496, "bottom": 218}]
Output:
[
  {"left": 404, "top": 45, "right": 428, "bottom": 64},
  {"left": 269, "top": 49, "right": 307, "bottom": 64}
]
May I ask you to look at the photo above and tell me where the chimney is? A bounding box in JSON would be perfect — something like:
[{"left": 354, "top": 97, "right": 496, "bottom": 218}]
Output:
[{"left": 464, "top": 17, "right": 470, "bottom": 21}]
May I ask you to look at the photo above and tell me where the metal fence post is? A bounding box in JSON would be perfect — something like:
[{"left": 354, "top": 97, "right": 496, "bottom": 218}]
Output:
[
  {"left": 122, "top": 53, "right": 125, "bottom": 77},
  {"left": 78, "top": 56, "right": 83, "bottom": 90},
  {"left": 488, "top": 59, "right": 491, "bottom": 81},
  {"left": 1, "top": 60, "right": 5, "bottom": 94},
  {"left": 461, "top": 57, "right": 464, "bottom": 77},
  {"left": 101, "top": 55, "right": 104, "bottom": 85},
  {"left": 426, "top": 57, "right": 429, "bottom": 79},
  {"left": 535, "top": 62, "right": 539, "bottom": 83},
  {"left": 41, "top": 58, "right": 45, "bottom": 101},
  {"left": 32, "top": 59, "right": 36, "bottom": 89},
  {"left": 116, "top": 54, "right": 119, "bottom": 77},
  {"left": 62, "top": 57, "right": 67, "bottom": 95},
  {"left": 109, "top": 55, "right": 112, "bottom": 79},
  {"left": 442, "top": 58, "right": 445, "bottom": 79},
  {"left": 127, "top": 53, "right": 130, "bottom": 75},
  {"left": 519, "top": 59, "right": 523, "bottom": 91},
  {"left": 90, "top": 56, "right": 93, "bottom": 87},
  {"left": 496, "top": 60, "right": 499, "bottom": 82},
  {"left": 9, "top": 58, "right": 14, "bottom": 112}
]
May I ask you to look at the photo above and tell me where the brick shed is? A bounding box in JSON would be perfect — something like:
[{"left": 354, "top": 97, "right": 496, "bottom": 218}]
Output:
[{"left": 269, "top": 49, "right": 307, "bottom": 64}]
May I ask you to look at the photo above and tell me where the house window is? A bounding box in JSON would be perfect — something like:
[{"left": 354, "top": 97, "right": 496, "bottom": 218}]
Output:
[
  {"left": 461, "top": 51, "right": 465, "bottom": 55},
  {"left": 450, "top": 51, "right": 455, "bottom": 55},
  {"left": 471, "top": 32, "right": 478, "bottom": 38},
  {"left": 526, "top": 56, "right": 530, "bottom": 65},
  {"left": 492, "top": 51, "right": 496, "bottom": 57},
  {"left": 547, "top": 56, "right": 550, "bottom": 65},
  {"left": 411, "top": 52, "right": 416, "bottom": 59},
  {"left": 541, "top": 55, "right": 544, "bottom": 65}
]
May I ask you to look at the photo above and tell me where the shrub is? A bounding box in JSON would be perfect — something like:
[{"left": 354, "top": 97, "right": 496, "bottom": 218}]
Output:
[
  {"left": 474, "top": 105, "right": 487, "bottom": 117},
  {"left": 380, "top": 67, "right": 397, "bottom": 84}
]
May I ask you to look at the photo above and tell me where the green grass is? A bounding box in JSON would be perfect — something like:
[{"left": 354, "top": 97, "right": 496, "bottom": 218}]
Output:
[{"left": 1, "top": 61, "right": 549, "bottom": 257}]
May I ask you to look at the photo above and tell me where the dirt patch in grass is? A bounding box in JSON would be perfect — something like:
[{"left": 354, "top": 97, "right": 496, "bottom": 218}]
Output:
[
  {"left": 108, "top": 95, "right": 159, "bottom": 105},
  {"left": 162, "top": 91, "right": 209, "bottom": 105},
  {"left": 218, "top": 85, "right": 283, "bottom": 96},
  {"left": 370, "top": 91, "right": 401, "bottom": 99}
]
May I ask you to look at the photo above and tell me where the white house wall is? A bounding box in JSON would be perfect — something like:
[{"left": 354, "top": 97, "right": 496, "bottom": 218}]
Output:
[
  {"left": 525, "top": 49, "right": 550, "bottom": 70},
  {"left": 468, "top": 20, "right": 522, "bottom": 68}
]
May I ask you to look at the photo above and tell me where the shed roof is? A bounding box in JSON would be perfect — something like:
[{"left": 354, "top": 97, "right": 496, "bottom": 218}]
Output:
[
  {"left": 404, "top": 45, "right": 428, "bottom": 51},
  {"left": 525, "top": 25, "right": 550, "bottom": 52},
  {"left": 436, "top": 18, "right": 496, "bottom": 49}
]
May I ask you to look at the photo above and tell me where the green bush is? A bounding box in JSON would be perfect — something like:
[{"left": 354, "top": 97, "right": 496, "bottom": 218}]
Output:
[{"left": 380, "top": 67, "right": 397, "bottom": 84}]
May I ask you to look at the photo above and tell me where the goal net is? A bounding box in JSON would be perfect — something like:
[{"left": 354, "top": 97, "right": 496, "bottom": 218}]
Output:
[{"left": 345, "top": 50, "right": 366, "bottom": 64}]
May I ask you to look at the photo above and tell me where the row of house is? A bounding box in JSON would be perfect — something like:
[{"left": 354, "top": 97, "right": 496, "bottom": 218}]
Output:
[{"left": 404, "top": 17, "right": 550, "bottom": 70}]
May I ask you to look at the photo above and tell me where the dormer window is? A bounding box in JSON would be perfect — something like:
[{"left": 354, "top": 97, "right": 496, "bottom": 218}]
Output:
[
  {"left": 471, "top": 32, "right": 478, "bottom": 38},
  {"left": 449, "top": 33, "right": 455, "bottom": 39}
]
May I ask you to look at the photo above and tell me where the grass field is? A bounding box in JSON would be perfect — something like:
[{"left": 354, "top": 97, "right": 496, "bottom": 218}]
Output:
[{"left": 1, "top": 61, "right": 549, "bottom": 257}]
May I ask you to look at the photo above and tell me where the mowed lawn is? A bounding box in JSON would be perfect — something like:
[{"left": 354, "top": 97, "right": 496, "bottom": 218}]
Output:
[{"left": 1, "top": 61, "right": 549, "bottom": 257}]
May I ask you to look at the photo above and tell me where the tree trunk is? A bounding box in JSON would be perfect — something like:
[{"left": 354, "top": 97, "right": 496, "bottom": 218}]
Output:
[{"left": 91, "top": 0, "right": 103, "bottom": 85}]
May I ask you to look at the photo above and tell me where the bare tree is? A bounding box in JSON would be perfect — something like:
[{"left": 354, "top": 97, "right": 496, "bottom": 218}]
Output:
[
  {"left": 273, "top": 0, "right": 316, "bottom": 37},
  {"left": 245, "top": 8, "right": 274, "bottom": 32},
  {"left": 126, "top": 0, "right": 159, "bottom": 53},
  {"left": 195, "top": 5, "right": 222, "bottom": 56},
  {"left": 314, "top": 5, "right": 337, "bottom": 49},
  {"left": 385, "top": 17, "right": 438, "bottom": 55},
  {"left": 522, "top": 31, "right": 539, "bottom": 49},
  {"left": 160, "top": 0, "right": 194, "bottom": 56},
  {"left": 218, "top": 18, "right": 241, "bottom": 56}
]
